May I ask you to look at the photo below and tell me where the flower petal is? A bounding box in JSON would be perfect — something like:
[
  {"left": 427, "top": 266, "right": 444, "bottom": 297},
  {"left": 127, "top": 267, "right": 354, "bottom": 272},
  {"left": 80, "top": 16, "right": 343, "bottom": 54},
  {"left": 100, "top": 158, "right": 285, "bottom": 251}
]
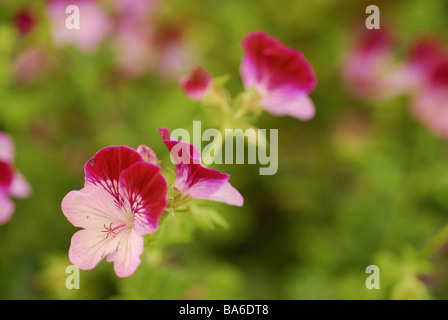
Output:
[
  {"left": 0, "top": 195, "right": 15, "bottom": 225},
  {"left": 261, "top": 91, "right": 315, "bottom": 120},
  {"left": 47, "top": 0, "right": 112, "bottom": 54},
  {"left": 68, "top": 228, "right": 122, "bottom": 271},
  {"left": 191, "top": 180, "right": 244, "bottom": 207},
  {"left": 240, "top": 31, "right": 317, "bottom": 95},
  {"left": 0, "top": 161, "right": 14, "bottom": 194},
  {"left": 137, "top": 145, "right": 159, "bottom": 165},
  {"left": 9, "top": 170, "right": 32, "bottom": 199},
  {"left": 119, "top": 162, "right": 168, "bottom": 235},
  {"left": 159, "top": 128, "right": 243, "bottom": 206},
  {"left": 62, "top": 185, "right": 131, "bottom": 230},
  {"left": 179, "top": 66, "right": 212, "bottom": 101},
  {"left": 84, "top": 145, "right": 143, "bottom": 200},
  {"left": 0, "top": 132, "right": 15, "bottom": 163},
  {"left": 159, "top": 128, "right": 201, "bottom": 164},
  {"left": 106, "top": 228, "right": 143, "bottom": 278}
]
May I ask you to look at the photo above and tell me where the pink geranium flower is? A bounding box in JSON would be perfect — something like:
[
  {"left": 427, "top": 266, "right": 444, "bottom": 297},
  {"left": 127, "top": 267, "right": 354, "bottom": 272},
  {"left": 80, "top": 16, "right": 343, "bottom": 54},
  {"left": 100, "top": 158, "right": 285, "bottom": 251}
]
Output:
[
  {"left": 61, "top": 146, "right": 167, "bottom": 277},
  {"left": 47, "top": 0, "right": 112, "bottom": 54},
  {"left": 405, "top": 38, "right": 446, "bottom": 91},
  {"left": 159, "top": 128, "right": 243, "bottom": 207},
  {"left": 240, "top": 31, "right": 317, "bottom": 120},
  {"left": 0, "top": 131, "right": 32, "bottom": 225},
  {"left": 411, "top": 58, "right": 448, "bottom": 138},
  {"left": 180, "top": 66, "right": 212, "bottom": 101},
  {"left": 14, "top": 9, "right": 35, "bottom": 36},
  {"left": 341, "top": 28, "right": 411, "bottom": 100}
]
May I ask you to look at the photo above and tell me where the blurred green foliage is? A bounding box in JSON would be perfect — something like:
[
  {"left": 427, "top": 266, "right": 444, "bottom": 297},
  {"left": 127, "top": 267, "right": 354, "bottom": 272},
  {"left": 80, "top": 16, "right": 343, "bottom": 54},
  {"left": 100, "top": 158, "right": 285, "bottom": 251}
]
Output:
[{"left": 1, "top": 0, "right": 448, "bottom": 300}]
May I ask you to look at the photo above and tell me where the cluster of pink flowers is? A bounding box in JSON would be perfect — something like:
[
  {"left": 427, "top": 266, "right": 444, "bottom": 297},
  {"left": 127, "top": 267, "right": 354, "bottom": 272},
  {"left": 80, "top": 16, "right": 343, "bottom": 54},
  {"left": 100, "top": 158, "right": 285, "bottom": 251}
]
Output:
[
  {"left": 0, "top": 131, "right": 31, "bottom": 225},
  {"left": 341, "top": 28, "right": 448, "bottom": 139},
  {"left": 180, "top": 31, "right": 318, "bottom": 121},
  {"left": 12, "top": 1, "right": 193, "bottom": 82},
  {"left": 45, "top": 0, "right": 193, "bottom": 79},
  {"left": 61, "top": 128, "right": 243, "bottom": 277},
  {"left": 61, "top": 30, "right": 316, "bottom": 277}
]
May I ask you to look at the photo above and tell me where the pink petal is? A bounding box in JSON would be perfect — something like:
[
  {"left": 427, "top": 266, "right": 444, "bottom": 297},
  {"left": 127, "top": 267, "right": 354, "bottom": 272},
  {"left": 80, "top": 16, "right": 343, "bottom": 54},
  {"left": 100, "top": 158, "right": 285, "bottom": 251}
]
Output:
[
  {"left": 0, "top": 195, "right": 14, "bottom": 225},
  {"left": 106, "top": 228, "right": 144, "bottom": 278},
  {"left": 179, "top": 66, "right": 212, "bottom": 101},
  {"left": 118, "top": 162, "right": 168, "bottom": 235},
  {"left": 137, "top": 145, "right": 159, "bottom": 165},
  {"left": 411, "top": 86, "right": 448, "bottom": 139},
  {"left": 159, "top": 128, "right": 201, "bottom": 164},
  {"left": 408, "top": 38, "right": 446, "bottom": 77},
  {"left": 159, "top": 128, "right": 243, "bottom": 206},
  {"left": 62, "top": 185, "right": 131, "bottom": 230},
  {"left": 63, "top": 186, "right": 136, "bottom": 273},
  {"left": 9, "top": 171, "right": 32, "bottom": 199},
  {"left": 68, "top": 228, "right": 123, "bottom": 271},
  {"left": 175, "top": 162, "right": 229, "bottom": 196},
  {"left": 240, "top": 31, "right": 317, "bottom": 97},
  {"left": 47, "top": 0, "right": 112, "bottom": 54},
  {"left": 190, "top": 181, "right": 244, "bottom": 207},
  {"left": 261, "top": 89, "right": 315, "bottom": 120},
  {"left": 84, "top": 145, "right": 143, "bottom": 200},
  {"left": 0, "top": 132, "right": 15, "bottom": 163}
]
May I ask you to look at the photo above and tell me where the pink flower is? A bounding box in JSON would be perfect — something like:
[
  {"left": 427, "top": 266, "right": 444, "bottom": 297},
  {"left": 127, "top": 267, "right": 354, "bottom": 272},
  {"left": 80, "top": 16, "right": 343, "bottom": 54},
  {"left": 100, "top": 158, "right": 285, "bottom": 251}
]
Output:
[
  {"left": 180, "top": 66, "right": 212, "bottom": 101},
  {"left": 159, "top": 128, "right": 244, "bottom": 207},
  {"left": 0, "top": 131, "right": 32, "bottom": 225},
  {"left": 411, "top": 58, "right": 448, "bottom": 138},
  {"left": 61, "top": 146, "right": 168, "bottom": 277},
  {"left": 152, "top": 26, "right": 195, "bottom": 81},
  {"left": 47, "top": 0, "right": 112, "bottom": 54},
  {"left": 240, "top": 31, "right": 317, "bottom": 120},
  {"left": 12, "top": 46, "right": 48, "bottom": 84},
  {"left": 111, "top": 6, "right": 156, "bottom": 78},
  {"left": 405, "top": 38, "right": 446, "bottom": 91},
  {"left": 110, "top": 0, "right": 157, "bottom": 22},
  {"left": 341, "top": 28, "right": 411, "bottom": 100},
  {"left": 14, "top": 9, "right": 35, "bottom": 36}
]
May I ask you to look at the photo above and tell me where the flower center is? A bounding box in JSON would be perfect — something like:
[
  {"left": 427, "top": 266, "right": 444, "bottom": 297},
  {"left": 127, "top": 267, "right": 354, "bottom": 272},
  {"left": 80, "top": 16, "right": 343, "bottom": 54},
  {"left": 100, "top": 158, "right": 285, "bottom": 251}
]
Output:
[{"left": 101, "top": 222, "right": 128, "bottom": 239}]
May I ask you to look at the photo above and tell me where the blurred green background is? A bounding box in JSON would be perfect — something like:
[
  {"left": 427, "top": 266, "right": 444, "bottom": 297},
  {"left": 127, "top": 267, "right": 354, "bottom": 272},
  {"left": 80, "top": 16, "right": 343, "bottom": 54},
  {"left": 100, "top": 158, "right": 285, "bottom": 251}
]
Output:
[{"left": 1, "top": 0, "right": 448, "bottom": 300}]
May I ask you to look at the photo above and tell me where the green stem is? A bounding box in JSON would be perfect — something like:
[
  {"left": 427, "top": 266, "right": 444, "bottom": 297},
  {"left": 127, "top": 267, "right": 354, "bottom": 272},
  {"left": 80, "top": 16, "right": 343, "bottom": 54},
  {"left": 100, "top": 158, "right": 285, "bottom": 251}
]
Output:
[{"left": 234, "top": 89, "right": 262, "bottom": 120}]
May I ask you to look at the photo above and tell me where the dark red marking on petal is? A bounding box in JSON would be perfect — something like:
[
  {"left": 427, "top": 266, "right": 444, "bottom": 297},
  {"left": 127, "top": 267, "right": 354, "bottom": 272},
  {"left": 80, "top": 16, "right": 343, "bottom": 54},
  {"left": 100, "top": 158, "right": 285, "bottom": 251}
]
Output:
[
  {"left": 0, "top": 160, "right": 14, "bottom": 194},
  {"left": 84, "top": 146, "right": 143, "bottom": 204}
]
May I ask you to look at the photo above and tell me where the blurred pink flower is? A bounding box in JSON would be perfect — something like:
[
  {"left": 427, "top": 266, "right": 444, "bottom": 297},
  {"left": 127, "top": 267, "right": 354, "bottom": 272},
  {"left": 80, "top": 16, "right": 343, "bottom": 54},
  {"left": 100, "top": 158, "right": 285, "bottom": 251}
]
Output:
[
  {"left": 47, "top": 0, "right": 112, "bottom": 54},
  {"left": 12, "top": 46, "right": 48, "bottom": 84},
  {"left": 411, "top": 57, "right": 448, "bottom": 138},
  {"left": 180, "top": 66, "right": 212, "bottom": 101},
  {"left": 111, "top": 3, "right": 195, "bottom": 80},
  {"left": 0, "top": 131, "right": 32, "bottom": 225},
  {"left": 110, "top": 0, "right": 157, "bottom": 21},
  {"left": 240, "top": 31, "right": 317, "bottom": 120},
  {"left": 111, "top": 17, "right": 156, "bottom": 77},
  {"left": 341, "top": 28, "right": 411, "bottom": 101},
  {"left": 405, "top": 38, "right": 446, "bottom": 91},
  {"left": 14, "top": 9, "right": 35, "bottom": 36},
  {"left": 110, "top": 0, "right": 159, "bottom": 77},
  {"left": 159, "top": 128, "right": 244, "bottom": 207},
  {"left": 152, "top": 26, "right": 196, "bottom": 81},
  {"left": 62, "top": 146, "right": 167, "bottom": 277}
]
